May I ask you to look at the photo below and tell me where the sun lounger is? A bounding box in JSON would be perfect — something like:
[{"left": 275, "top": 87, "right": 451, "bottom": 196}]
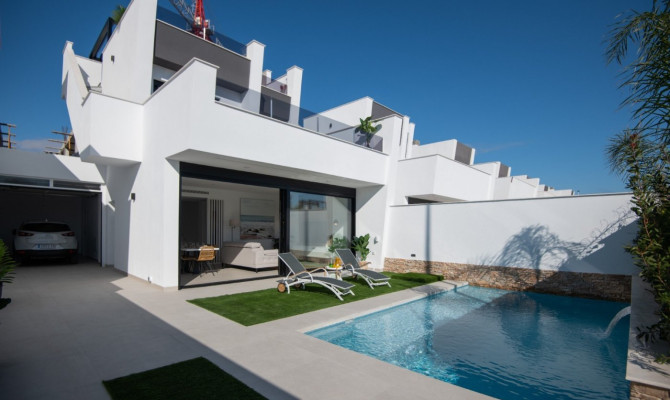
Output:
[
  {"left": 277, "top": 253, "right": 355, "bottom": 301},
  {"left": 335, "top": 248, "right": 391, "bottom": 289}
]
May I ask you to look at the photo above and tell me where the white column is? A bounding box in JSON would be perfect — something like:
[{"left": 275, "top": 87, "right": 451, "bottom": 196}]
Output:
[
  {"left": 286, "top": 66, "right": 303, "bottom": 125},
  {"left": 262, "top": 69, "right": 272, "bottom": 85},
  {"left": 242, "top": 40, "right": 265, "bottom": 113}
]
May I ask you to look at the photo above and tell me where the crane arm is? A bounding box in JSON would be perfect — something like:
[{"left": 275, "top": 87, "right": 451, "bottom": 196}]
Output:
[{"left": 167, "top": 0, "right": 194, "bottom": 24}]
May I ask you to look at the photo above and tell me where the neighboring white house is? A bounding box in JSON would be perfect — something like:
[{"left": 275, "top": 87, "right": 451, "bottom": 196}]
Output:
[{"left": 43, "top": 0, "right": 636, "bottom": 292}]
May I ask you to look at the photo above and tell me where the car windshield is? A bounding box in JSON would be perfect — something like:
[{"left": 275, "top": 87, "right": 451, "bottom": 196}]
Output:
[{"left": 20, "top": 223, "right": 71, "bottom": 232}]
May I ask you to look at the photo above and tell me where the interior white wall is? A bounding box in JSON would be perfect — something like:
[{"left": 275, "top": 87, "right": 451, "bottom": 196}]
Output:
[
  {"left": 181, "top": 184, "right": 279, "bottom": 244},
  {"left": 100, "top": 0, "right": 157, "bottom": 103},
  {"left": 385, "top": 193, "right": 637, "bottom": 275}
]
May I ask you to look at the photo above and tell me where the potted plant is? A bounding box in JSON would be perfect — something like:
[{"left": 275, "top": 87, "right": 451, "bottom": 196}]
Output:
[
  {"left": 351, "top": 233, "right": 371, "bottom": 261},
  {"left": 0, "top": 239, "right": 16, "bottom": 310},
  {"left": 355, "top": 116, "right": 382, "bottom": 148},
  {"left": 328, "top": 236, "right": 349, "bottom": 254},
  {"left": 328, "top": 236, "right": 349, "bottom": 266}
]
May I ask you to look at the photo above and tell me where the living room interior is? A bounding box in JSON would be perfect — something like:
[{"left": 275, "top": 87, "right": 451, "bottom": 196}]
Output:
[{"left": 178, "top": 176, "right": 354, "bottom": 288}]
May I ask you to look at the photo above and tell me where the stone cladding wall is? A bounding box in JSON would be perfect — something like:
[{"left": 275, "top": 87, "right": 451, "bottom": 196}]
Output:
[
  {"left": 384, "top": 258, "right": 631, "bottom": 302},
  {"left": 630, "top": 382, "right": 670, "bottom": 400}
]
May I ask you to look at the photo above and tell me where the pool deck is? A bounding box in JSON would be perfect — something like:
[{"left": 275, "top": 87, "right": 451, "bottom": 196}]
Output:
[
  {"left": 626, "top": 275, "right": 670, "bottom": 392},
  {"left": 0, "top": 261, "right": 495, "bottom": 400}
]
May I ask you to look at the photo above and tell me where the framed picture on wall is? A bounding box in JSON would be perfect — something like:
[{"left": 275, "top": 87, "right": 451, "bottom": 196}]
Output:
[{"left": 240, "top": 198, "right": 275, "bottom": 239}]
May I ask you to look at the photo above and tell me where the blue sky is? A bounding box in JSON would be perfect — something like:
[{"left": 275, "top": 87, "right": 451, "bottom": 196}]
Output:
[{"left": 0, "top": 0, "right": 650, "bottom": 194}]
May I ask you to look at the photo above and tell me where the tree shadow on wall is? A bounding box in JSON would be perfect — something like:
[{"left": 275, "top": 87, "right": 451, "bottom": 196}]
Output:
[
  {"left": 487, "top": 225, "right": 582, "bottom": 283},
  {"left": 475, "top": 207, "right": 637, "bottom": 293}
]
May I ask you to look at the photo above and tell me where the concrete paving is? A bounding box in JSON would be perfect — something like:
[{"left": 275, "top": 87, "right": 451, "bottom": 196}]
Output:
[{"left": 0, "top": 260, "right": 494, "bottom": 400}]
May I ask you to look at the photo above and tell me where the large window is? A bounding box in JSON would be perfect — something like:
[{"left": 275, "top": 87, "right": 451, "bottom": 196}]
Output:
[
  {"left": 289, "top": 191, "right": 352, "bottom": 267},
  {"left": 180, "top": 163, "right": 356, "bottom": 278}
]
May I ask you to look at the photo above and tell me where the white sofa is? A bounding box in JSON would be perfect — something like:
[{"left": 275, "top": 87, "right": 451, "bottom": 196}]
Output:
[{"left": 222, "top": 241, "right": 278, "bottom": 270}]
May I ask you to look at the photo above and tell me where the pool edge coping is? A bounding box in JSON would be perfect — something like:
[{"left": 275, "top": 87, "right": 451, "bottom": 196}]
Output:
[
  {"left": 296, "top": 280, "right": 467, "bottom": 333},
  {"left": 626, "top": 275, "right": 670, "bottom": 391}
]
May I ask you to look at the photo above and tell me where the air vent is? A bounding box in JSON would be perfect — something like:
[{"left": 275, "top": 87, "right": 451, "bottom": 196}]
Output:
[
  {"left": 53, "top": 180, "right": 101, "bottom": 191},
  {"left": 0, "top": 175, "right": 50, "bottom": 187},
  {"left": 182, "top": 189, "right": 210, "bottom": 195}
]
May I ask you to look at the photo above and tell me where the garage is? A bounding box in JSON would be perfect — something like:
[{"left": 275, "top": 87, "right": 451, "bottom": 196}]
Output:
[
  {"left": 0, "top": 149, "right": 104, "bottom": 264},
  {"left": 0, "top": 184, "right": 101, "bottom": 263}
]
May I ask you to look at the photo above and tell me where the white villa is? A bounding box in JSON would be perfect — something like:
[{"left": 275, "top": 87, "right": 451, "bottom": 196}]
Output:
[{"left": 0, "top": 0, "right": 636, "bottom": 296}]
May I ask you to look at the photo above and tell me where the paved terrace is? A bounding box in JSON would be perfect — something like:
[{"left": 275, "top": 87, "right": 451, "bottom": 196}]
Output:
[{"left": 0, "top": 261, "right": 492, "bottom": 400}]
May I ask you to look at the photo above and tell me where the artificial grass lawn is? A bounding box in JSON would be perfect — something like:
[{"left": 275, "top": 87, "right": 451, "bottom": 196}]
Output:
[
  {"left": 103, "top": 357, "right": 266, "bottom": 400},
  {"left": 189, "top": 272, "right": 442, "bottom": 326}
]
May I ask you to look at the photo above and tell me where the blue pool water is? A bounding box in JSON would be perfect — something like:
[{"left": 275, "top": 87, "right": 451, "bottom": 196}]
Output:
[{"left": 308, "top": 286, "right": 630, "bottom": 400}]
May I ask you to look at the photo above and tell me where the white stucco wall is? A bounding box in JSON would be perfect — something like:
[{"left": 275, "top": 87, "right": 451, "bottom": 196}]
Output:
[
  {"left": 303, "top": 97, "right": 373, "bottom": 134},
  {"left": 395, "top": 155, "right": 492, "bottom": 203},
  {"left": 494, "top": 175, "right": 540, "bottom": 199},
  {"left": 356, "top": 116, "right": 407, "bottom": 269},
  {"left": 385, "top": 193, "right": 637, "bottom": 275},
  {"left": 148, "top": 59, "right": 387, "bottom": 185},
  {"left": 100, "top": 0, "right": 157, "bottom": 103},
  {"left": 75, "top": 56, "right": 102, "bottom": 88},
  {"left": 0, "top": 148, "right": 104, "bottom": 183},
  {"left": 78, "top": 93, "right": 144, "bottom": 165},
  {"left": 411, "top": 140, "right": 458, "bottom": 159}
]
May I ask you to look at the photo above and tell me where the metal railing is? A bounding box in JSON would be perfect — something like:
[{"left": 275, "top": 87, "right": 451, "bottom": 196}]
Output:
[
  {"left": 154, "top": 6, "right": 383, "bottom": 151},
  {"left": 156, "top": 6, "right": 247, "bottom": 56},
  {"left": 214, "top": 87, "right": 384, "bottom": 151}
]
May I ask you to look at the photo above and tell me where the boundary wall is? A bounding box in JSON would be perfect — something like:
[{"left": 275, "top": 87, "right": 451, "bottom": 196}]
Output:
[{"left": 384, "top": 193, "right": 636, "bottom": 301}]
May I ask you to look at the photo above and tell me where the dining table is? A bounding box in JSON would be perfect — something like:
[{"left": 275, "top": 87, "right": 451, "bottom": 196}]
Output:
[{"left": 180, "top": 247, "right": 220, "bottom": 274}]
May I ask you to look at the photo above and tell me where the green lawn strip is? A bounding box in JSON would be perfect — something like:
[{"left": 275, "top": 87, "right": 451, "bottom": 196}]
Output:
[
  {"left": 103, "top": 357, "right": 266, "bottom": 400},
  {"left": 188, "top": 272, "right": 443, "bottom": 326}
]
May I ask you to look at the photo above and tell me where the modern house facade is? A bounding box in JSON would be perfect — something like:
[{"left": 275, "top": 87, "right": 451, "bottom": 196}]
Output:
[{"left": 44, "top": 0, "right": 637, "bottom": 294}]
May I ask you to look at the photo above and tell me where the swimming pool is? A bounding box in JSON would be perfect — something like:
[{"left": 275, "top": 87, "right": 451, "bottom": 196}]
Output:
[{"left": 308, "top": 285, "right": 630, "bottom": 400}]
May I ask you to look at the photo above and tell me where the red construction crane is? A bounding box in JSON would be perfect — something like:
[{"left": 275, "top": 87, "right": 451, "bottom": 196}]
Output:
[{"left": 168, "top": 0, "right": 218, "bottom": 43}]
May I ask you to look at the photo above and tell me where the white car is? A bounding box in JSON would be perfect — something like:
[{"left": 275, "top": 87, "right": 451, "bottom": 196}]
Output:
[{"left": 14, "top": 221, "right": 78, "bottom": 264}]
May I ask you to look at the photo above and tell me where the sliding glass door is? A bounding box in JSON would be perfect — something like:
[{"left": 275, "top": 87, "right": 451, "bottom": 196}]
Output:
[{"left": 288, "top": 191, "right": 352, "bottom": 268}]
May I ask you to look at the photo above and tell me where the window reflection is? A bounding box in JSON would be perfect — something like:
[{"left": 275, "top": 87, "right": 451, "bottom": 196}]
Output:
[{"left": 289, "top": 191, "right": 351, "bottom": 267}]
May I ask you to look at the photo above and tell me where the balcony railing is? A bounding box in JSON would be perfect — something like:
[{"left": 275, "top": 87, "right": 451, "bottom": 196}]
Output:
[
  {"left": 215, "top": 86, "right": 383, "bottom": 151},
  {"left": 156, "top": 6, "right": 247, "bottom": 56},
  {"left": 155, "top": 7, "right": 383, "bottom": 151}
]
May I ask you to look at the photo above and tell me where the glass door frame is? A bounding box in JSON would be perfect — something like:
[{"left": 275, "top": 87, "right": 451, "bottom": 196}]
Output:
[{"left": 180, "top": 163, "right": 356, "bottom": 278}]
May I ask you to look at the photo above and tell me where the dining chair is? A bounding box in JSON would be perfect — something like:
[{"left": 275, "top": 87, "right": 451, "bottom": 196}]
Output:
[
  {"left": 195, "top": 245, "right": 216, "bottom": 275},
  {"left": 180, "top": 247, "right": 198, "bottom": 273}
]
